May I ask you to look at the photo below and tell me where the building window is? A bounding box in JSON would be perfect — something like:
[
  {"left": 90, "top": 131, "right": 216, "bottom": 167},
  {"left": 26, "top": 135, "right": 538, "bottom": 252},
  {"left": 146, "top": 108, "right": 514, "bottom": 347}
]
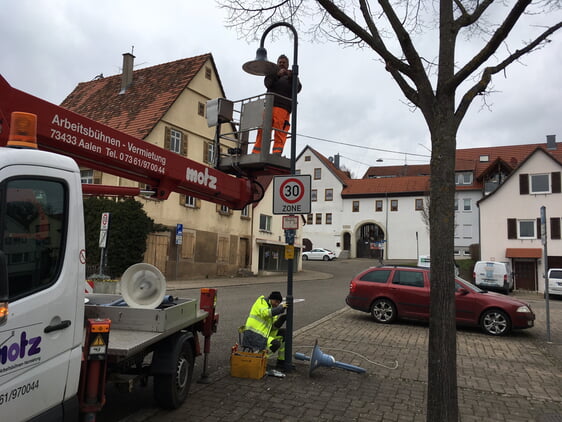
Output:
[
  {"left": 455, "top": 172, "right": 473, "bottom": 185},
  {"left": 295, "top": 169, "right": 301, "bottom": 175},
  {"left": 205, "top": 67, "right": 212, "bottom": 80},
  {"left": 169, "top": 128, "right": 182, "bottom": 153},
  {"left": 415, "top": 198, "right": 423, "bottom": 211},
  {"left": 530, "top": 174, "right": 550, "bottom": 194},
  {"left": 185, "top": 195, "right": 196, "bottom": 208},
  {"left": 352, "top": 201, "right": 360, "bottom": 212},
  {"left": 204, "top": 142, "right": 215, "bottom": 164},
  {"left": 241, "top": 205, "right": 250, "bottom": 219},
  {"left": 325, "top": 189, "right": 333, "bottom": 201},
  {"left": 454, "top": 199, "right": 458, "bottom": 211},
  {"left": 375, "top": 200, "right": 383, "bottom": 212},
  {"left": 316, "top": 213, "right": 322, "bottom": 224},
  {"left": 518, "top": 220, "right": 536, "bottom": 239},
  {"left": 463, "top": 224, "right": 472, "bottom": 239},
  {"left": 81, "top": 170, "right": 94, "bottom": 184},
  {"left": 454, "top": 249, "right": 461, "bottom": 256},
  {"left": 305, "top": 155, "right": 311, "bottom": 161},
  {"left": 325, "top": 213, "right": 332, "bottom": 224},
  {"left": 259, "top": 214, "right": 272, "bottom": 232},
  {"left": 306, "top": 213, "right": 313, "bottom": 225},
  {"left": 463, "top": 198, "right": 471, "bottom": 211},
  {"left": 198, "top": 102, "right": 205, "bottom": 117},
  {"left": 391, "top": 200, "right": 398, "bottom": 211},
  {"left": 311, "top": 189, "right": 317, "bottom": 201},
  {"left": 314, "top": 168, "right": 321, "bottom": 180},
  {"left": 218, "top": 205, "right": 232, "bottom": 216}
]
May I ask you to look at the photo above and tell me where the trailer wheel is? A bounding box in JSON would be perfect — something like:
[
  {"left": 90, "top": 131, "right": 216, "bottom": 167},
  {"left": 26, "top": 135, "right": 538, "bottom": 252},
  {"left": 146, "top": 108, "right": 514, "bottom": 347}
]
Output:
[{"left": 153, "top": 336, "right": 194, "bottom": 409}]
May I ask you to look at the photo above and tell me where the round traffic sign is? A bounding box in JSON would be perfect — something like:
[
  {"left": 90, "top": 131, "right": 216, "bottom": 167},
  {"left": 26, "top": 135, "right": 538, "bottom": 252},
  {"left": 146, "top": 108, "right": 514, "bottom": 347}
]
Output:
[{"left": 279, "top": 178, "right": 305, "bottom": 204}]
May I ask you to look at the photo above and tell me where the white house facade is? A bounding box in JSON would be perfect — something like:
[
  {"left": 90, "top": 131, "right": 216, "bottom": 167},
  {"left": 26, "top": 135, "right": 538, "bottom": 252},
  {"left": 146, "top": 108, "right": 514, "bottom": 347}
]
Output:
[{"left": 479, "top": 148, "right": 562, "bottom": 292}]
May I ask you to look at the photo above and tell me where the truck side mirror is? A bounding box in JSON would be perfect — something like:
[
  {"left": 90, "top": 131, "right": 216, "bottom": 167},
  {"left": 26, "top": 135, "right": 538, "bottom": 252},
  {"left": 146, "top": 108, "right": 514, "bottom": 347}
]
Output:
[{"left": 0, "top": 251, "right": 8, "bottom": 326}]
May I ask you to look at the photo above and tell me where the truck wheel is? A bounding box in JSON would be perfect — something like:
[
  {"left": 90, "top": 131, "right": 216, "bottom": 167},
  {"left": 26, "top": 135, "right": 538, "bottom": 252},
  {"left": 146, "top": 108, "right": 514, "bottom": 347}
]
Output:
[{"left": 154, "top": 337, "right": 194, "bottom": 409}]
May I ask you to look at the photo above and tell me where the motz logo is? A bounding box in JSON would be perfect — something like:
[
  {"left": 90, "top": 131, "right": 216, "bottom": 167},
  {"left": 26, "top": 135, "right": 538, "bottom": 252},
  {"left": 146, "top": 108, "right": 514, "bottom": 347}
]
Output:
[
  {"left": 185, "top": 167, "right": 217, "bottom": 190},
  {"left": 0, "top": 331, "right": 42, "bottom": 364}
]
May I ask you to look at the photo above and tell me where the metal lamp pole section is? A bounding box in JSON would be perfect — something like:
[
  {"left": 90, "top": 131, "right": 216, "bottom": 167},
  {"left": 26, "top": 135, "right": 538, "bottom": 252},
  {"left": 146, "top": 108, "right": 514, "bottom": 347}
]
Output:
[{"left": 254, "top": 22, "right": 299, "bottom": 370}]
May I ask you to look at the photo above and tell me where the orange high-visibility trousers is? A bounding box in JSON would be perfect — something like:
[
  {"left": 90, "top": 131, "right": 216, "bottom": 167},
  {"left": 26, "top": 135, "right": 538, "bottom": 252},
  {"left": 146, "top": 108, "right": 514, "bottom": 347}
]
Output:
[{"left": 252, "top": 107, "right": 290, "bottom": 155}]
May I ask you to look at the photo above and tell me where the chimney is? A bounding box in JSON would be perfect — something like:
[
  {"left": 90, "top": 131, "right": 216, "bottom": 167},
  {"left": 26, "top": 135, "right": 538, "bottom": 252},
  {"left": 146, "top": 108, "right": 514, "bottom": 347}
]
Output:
[
  {"left": 546, "top": 134, "right": 557, "bottom": 150},
  {"left": 120, "top": 52, "right": 135, "bottom": 94},
  {"left": 334, "top": 153, "right": 340, "bottom": 169}
]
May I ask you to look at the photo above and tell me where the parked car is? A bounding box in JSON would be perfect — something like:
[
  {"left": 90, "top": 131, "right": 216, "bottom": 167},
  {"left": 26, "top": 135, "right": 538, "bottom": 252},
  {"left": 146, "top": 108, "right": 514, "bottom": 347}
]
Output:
[
  {"left": 547, "top": 268, "right": 562, "bottom": 298},
  {"left": 345, "top": 266, "right": 535, "bottom": 336},
  {"left": 302, "top": 248, "right": 336, "bottom": 261},
  {"left": 473, "top": 261, "right": 513, "bottom": 294}
]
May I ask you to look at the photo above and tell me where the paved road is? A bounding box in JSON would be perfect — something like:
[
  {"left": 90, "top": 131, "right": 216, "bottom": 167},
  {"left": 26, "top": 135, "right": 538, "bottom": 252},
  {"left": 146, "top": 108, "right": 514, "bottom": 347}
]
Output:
[{"left": 104, "top": 260, "right": 562, "bottom": 421}]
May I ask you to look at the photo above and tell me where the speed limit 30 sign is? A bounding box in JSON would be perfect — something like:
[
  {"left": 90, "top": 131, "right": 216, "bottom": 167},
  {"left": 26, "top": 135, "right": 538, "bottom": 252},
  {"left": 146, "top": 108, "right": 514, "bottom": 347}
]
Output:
[{"left": 273, "top": 175, "right": 311, "bottom": 214}]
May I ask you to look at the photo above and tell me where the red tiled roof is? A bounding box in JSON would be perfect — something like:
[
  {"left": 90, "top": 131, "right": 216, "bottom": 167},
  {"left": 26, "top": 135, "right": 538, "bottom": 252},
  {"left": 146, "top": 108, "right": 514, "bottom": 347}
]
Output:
[
  {"left": 342, "top": 175, "right": 430, "bottom": 196},
  {"left": 60, "top": 54, "right": 215, "bottom": 140},
  {"left": 362, "top": 164, "right": 430, "bottom": 179}
]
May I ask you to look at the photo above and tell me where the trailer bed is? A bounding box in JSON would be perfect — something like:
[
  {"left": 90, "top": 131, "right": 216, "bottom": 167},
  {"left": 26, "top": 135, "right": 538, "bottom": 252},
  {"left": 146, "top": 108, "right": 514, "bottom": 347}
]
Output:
[{"left": 84, "top": 293, "right": 208, "bottom": 358}]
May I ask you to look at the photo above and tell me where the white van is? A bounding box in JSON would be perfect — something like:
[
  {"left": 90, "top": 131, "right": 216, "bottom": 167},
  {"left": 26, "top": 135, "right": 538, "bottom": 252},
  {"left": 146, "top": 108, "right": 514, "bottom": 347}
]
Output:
[
  {"left": 547, "top": 268, "right": 562, "bottom": 298},
  {"left": 473, "top": 261, "right": 513, "bottom": 294},
  {"left": 417, "top": 255, "right": 460, "bottom": 276}
]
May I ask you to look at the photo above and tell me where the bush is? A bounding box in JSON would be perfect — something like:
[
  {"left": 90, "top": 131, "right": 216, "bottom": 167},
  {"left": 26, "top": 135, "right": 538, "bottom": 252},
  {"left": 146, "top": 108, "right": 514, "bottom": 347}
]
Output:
[{"left": 84, "top": 198, "right": 155, "bottom": 277}]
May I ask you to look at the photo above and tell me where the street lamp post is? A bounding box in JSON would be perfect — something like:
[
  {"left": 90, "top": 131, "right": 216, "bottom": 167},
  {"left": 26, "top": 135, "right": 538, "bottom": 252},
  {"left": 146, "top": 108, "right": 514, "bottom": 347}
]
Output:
[{"left": 243, "top": 22, "right": 298, "bottom": 371}]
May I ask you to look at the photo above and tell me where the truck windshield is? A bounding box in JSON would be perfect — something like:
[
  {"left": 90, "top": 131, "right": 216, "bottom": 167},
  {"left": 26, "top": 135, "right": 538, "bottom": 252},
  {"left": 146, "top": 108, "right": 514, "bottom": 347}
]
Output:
[{"left": 0, "top": 178, "right": 67, "bottom": 301}]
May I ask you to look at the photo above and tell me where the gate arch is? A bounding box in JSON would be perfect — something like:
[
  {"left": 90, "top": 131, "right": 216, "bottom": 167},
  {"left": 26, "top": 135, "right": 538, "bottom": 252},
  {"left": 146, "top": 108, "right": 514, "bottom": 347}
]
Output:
[{"left": 356, "top": 223, "right": 385, "bottom": 259}]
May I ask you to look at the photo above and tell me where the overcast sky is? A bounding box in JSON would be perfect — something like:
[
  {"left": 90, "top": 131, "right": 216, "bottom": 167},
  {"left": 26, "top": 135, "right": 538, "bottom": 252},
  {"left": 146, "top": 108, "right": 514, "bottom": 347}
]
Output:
[{"left": 2, "top": 1, "right": 561, "bottom": 177}]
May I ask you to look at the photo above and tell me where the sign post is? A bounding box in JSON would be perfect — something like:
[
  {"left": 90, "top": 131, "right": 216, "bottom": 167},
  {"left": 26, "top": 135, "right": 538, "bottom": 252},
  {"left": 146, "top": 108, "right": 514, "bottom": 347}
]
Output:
[{"left": 98, "top": 212, "right": 110, "bottom": 276}]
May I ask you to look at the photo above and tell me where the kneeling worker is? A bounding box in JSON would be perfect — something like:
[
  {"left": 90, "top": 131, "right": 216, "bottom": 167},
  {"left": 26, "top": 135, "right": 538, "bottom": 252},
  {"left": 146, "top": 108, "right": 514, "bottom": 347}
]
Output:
[{"left": 242, "top": 291, "right": 288, "bottom": 369}]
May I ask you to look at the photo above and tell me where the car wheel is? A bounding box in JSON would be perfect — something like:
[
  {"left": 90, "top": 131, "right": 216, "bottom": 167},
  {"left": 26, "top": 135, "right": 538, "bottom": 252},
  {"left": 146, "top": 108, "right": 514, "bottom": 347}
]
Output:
[
  {"left": 480, "top": 309, "right": 511, "bottom": 336},
  {"left": 302, "top": 255, "right": 308, "bottom": 261},
  {"left": 370, "top": 298, "right": 397, "bottom": 324},
  {"left": 323, "top": 255, "right": 329, "bottom": 261}
]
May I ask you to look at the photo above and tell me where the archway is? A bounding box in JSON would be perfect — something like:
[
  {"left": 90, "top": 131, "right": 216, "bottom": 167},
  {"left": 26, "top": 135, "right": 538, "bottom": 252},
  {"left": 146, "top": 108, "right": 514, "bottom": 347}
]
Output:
[{"left": 356, "top": 223, "right": 385, "bottom": 259}]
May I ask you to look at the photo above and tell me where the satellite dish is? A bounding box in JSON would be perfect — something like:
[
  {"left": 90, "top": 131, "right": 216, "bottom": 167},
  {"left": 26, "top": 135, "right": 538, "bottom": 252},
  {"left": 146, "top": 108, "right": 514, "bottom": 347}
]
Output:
[{"left": 120, "top": 263, "right": 166, "bottom": 309}]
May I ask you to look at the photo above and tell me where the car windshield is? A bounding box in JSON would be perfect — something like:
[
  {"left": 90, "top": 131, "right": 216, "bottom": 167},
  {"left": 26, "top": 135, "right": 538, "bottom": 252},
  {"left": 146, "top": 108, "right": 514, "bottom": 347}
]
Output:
[
  {"left": 549, "top": 270, "right": 562, "bottom": 278},
  {"left": 455, "top": 276, "right": 485, "bottom": 293}
]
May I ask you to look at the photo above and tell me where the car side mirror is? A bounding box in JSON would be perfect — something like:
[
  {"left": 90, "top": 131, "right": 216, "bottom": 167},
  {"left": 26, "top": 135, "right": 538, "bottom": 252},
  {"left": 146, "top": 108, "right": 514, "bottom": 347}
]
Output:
[{"left": 457, "top": 288, "right": 469, "bottom": 296}]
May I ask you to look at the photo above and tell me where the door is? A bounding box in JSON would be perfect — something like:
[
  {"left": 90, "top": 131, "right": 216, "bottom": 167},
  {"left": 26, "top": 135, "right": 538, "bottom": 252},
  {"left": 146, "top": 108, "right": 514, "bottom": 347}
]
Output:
[
  {"left": 514, "top": 260, "right": 536, "bottom": 291},
  {"left": 0, "top": 169, "right": 82, "bottom": 420}
]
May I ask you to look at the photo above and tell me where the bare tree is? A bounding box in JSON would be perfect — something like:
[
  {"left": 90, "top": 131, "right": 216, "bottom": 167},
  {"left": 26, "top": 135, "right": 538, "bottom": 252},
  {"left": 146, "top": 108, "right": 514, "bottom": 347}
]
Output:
[{"left": 217, "top": 1, "right": 561, "bottom": 420}]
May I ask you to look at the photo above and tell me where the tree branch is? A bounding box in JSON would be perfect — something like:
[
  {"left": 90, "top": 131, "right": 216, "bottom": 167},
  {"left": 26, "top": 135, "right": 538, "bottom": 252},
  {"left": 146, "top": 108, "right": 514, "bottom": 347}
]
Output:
[
  {"left": 450, "top": 0, "right": 532, "bottom": 89},
  {"left": 455, "top": 20, "right": 562, "bottom": 127}
]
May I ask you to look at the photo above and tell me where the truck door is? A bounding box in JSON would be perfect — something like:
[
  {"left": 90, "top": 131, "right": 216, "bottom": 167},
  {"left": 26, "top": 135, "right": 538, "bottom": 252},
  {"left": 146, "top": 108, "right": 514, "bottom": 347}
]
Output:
[{"left": 0, "top": 165, "right": 83, "bottom": 421}]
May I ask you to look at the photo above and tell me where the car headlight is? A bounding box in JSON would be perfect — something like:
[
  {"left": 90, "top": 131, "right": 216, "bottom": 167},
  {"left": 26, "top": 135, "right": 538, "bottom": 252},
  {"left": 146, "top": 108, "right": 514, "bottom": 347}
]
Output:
[{"left": 516, "top": 306, "right": 531, "bottom": 313}]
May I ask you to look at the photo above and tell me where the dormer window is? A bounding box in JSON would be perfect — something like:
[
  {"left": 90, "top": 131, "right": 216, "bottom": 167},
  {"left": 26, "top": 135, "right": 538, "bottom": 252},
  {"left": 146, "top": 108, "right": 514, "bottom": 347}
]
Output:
[
  {"left": 479, "top": 155, "right": 489, "bottom": 162},
  {"left": 455, "top": 171, "right": 473, "bottom": 185}
]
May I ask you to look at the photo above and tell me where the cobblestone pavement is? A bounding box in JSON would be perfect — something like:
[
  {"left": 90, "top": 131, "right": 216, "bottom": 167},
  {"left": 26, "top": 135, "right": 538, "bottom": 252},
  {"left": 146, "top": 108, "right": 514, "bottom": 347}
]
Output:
[{"left": 125, "top": 276, "right": 562, "bottom": 422}]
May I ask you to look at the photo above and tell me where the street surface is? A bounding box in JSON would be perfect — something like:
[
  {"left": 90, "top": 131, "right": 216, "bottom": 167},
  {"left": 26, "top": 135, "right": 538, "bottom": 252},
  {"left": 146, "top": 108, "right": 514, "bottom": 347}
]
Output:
[{"left": 98, "top": 259, "right": 561, "bottom": 421}]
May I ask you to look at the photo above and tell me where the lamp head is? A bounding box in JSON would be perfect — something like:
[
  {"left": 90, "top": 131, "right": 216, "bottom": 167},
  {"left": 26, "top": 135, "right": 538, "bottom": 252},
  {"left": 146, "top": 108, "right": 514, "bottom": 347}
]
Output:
[{"left": 243, "top": 47, "right": 279, "bottom": 76}]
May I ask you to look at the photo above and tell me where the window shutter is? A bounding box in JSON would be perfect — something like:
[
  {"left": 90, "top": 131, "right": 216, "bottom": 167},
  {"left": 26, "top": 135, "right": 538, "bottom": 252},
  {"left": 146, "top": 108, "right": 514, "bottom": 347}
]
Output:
[
  {"left": 507, "top": 218, "right": 517, "bottom": 239},
  {"left": 519, "top": 174, "right": 529, "bottom": 195},
  {"left": 179, "top": 194, "right": 186, "bottom": 205},
  {"left": 182, "top": 132, "right": 188, "bottom": 156},
  {"left": 164, "top": 127, "right": 171, "bottom": 150},
  {"left": 204, "top": 142, "right": 209, "bottom": 163},
  {"left": 536, "top": 218, "right": 541, "bottom": 239},
  {"left": 196, "top": 198, "right": 201, "bottom": 209},
  {"left": 93, "top": 170, "right": 102, "bottom": 184},
  {"left": 552, "top": 172, "right": 561, "bottom": 194},
  {"left": 551, "top": 217, "right": 561, "bottom": 240}
]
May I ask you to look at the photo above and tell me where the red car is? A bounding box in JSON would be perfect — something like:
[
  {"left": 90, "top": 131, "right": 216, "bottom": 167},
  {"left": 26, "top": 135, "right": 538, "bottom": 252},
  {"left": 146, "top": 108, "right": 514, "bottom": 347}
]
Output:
[{"left": 345, "top": 266, "right": 535, "bottom": 336}]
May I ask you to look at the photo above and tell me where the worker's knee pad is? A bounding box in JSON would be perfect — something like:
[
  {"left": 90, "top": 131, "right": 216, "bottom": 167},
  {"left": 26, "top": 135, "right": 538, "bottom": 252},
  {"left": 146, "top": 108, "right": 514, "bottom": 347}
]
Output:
[{"left": 270, "top": 339, "right": 281, "bottom": 353}]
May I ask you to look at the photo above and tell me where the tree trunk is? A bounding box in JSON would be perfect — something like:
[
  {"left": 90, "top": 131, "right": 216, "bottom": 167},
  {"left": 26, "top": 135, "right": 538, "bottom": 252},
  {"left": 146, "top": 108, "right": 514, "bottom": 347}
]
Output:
[{"left": 427, "top": 112, "right": 459, "bottom": 421}]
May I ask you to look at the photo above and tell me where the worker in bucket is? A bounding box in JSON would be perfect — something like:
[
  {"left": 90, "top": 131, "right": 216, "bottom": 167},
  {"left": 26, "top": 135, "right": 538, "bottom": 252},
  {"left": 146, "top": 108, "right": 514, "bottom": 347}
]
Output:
[
  {"left": 242, "top": 291, "right": 288, "bottom": 369},
  {"left": 252, "top": 54, "right": 302, "bottom": 155}
]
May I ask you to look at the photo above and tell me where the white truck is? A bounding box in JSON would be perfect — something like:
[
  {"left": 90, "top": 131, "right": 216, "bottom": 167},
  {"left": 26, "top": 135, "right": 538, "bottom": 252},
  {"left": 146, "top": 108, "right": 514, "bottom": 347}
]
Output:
[{"left": 0, "top": 75, "right": 285, "bottom": 421}]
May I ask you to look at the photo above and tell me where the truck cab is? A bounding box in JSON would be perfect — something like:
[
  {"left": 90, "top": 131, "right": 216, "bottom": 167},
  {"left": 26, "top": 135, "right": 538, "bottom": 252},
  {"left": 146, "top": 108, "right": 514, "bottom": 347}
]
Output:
[{"left": 0, "top": 147, "right": 85, "bottom": 421}]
